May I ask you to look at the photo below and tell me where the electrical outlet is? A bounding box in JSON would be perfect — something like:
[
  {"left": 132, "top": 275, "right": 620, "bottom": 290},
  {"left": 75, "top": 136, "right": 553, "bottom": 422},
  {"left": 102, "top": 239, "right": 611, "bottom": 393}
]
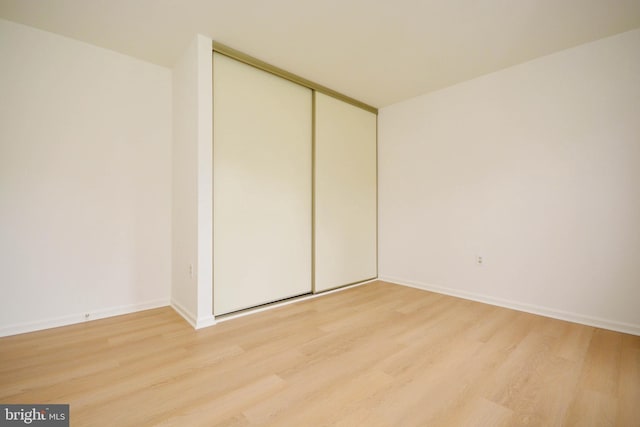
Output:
[
  {"left": 84, "top": 313, "right": 90, "bottom": 319},
  {"left": 189, "top": 263, "right": 194, "bottom": 278},
  {"left": 476, "top": 255, "right": 483, "bottom": 265}
]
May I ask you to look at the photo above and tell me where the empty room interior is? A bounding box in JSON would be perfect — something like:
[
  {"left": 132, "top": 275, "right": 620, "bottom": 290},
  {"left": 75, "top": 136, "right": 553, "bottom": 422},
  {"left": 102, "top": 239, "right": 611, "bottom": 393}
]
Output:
[{"left": 1, "top": 0, "right": 639, "bottom": 425}]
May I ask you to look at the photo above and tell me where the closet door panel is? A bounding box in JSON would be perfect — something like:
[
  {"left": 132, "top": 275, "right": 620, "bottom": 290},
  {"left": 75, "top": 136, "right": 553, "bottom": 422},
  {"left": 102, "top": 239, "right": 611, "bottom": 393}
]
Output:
[
  {"left": 314, "top": 92, "right": 377, "bottom": 292},
  {"left": 213, "top": 53, "right": 312, "bottom": 315}
]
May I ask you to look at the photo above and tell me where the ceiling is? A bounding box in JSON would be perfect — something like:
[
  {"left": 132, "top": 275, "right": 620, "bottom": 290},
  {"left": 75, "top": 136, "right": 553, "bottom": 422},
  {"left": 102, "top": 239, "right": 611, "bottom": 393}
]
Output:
[{"left": 1, "top": 0, "right": 639, "bottom": 107}]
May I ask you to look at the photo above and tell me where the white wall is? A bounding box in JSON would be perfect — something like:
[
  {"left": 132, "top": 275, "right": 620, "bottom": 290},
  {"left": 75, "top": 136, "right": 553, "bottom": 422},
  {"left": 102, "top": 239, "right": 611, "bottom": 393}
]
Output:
[
  {"left": 0, "top": 19, "right": 172, "bottom": 336},
  {"left": 379, "top": 29, "right": 640, "bottom": 334},
  {"left": 171, "top": 35, "right": 214, "bottom": 328}
]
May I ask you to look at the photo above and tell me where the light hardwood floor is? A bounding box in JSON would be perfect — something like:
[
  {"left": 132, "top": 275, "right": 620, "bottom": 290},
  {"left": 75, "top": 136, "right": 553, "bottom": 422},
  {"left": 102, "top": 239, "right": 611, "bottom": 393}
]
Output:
[{"left": 0, "top": 281, "right": 638, "bottom": 426}]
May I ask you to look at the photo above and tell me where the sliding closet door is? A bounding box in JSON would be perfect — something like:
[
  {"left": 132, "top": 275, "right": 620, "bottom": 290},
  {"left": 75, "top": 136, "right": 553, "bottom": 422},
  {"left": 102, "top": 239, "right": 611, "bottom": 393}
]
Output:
[
  {"left": 314, "top": 92, "right": 377, "bottom": 292},
  {"left": 213, "top": 53, "right": 312, "bottom": 315}
]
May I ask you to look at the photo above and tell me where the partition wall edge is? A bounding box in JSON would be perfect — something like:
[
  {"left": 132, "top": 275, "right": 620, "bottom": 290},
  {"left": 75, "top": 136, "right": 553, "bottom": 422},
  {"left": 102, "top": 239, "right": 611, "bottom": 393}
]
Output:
[{"left": 170, "top": 34, "right": 215, "bottom": 329}]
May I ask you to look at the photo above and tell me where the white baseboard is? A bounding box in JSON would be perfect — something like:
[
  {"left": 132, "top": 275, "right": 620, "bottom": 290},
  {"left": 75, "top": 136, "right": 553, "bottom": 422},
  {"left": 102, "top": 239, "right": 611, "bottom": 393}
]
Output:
[
  {"left": 169, "top": 300, "right": 217, "bottom": 329},
  {"left": 195, "top": 315, "right": 217, "bottom": 329},
  {"left": 170, "top": 299, "right": 197, "bottom": 328},
  {"left": 0, "top": 298, "right": 170, "bottom": 338},
  {"left": 380, "top": 276, "right": 640, "bottom": 336}
]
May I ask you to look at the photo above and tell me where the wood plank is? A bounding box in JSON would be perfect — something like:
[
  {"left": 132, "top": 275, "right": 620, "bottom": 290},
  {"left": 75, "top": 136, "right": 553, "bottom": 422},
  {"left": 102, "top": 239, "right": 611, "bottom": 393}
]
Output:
[{"left": 0, "top": 281, "right": 637, "bottom": 426}]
